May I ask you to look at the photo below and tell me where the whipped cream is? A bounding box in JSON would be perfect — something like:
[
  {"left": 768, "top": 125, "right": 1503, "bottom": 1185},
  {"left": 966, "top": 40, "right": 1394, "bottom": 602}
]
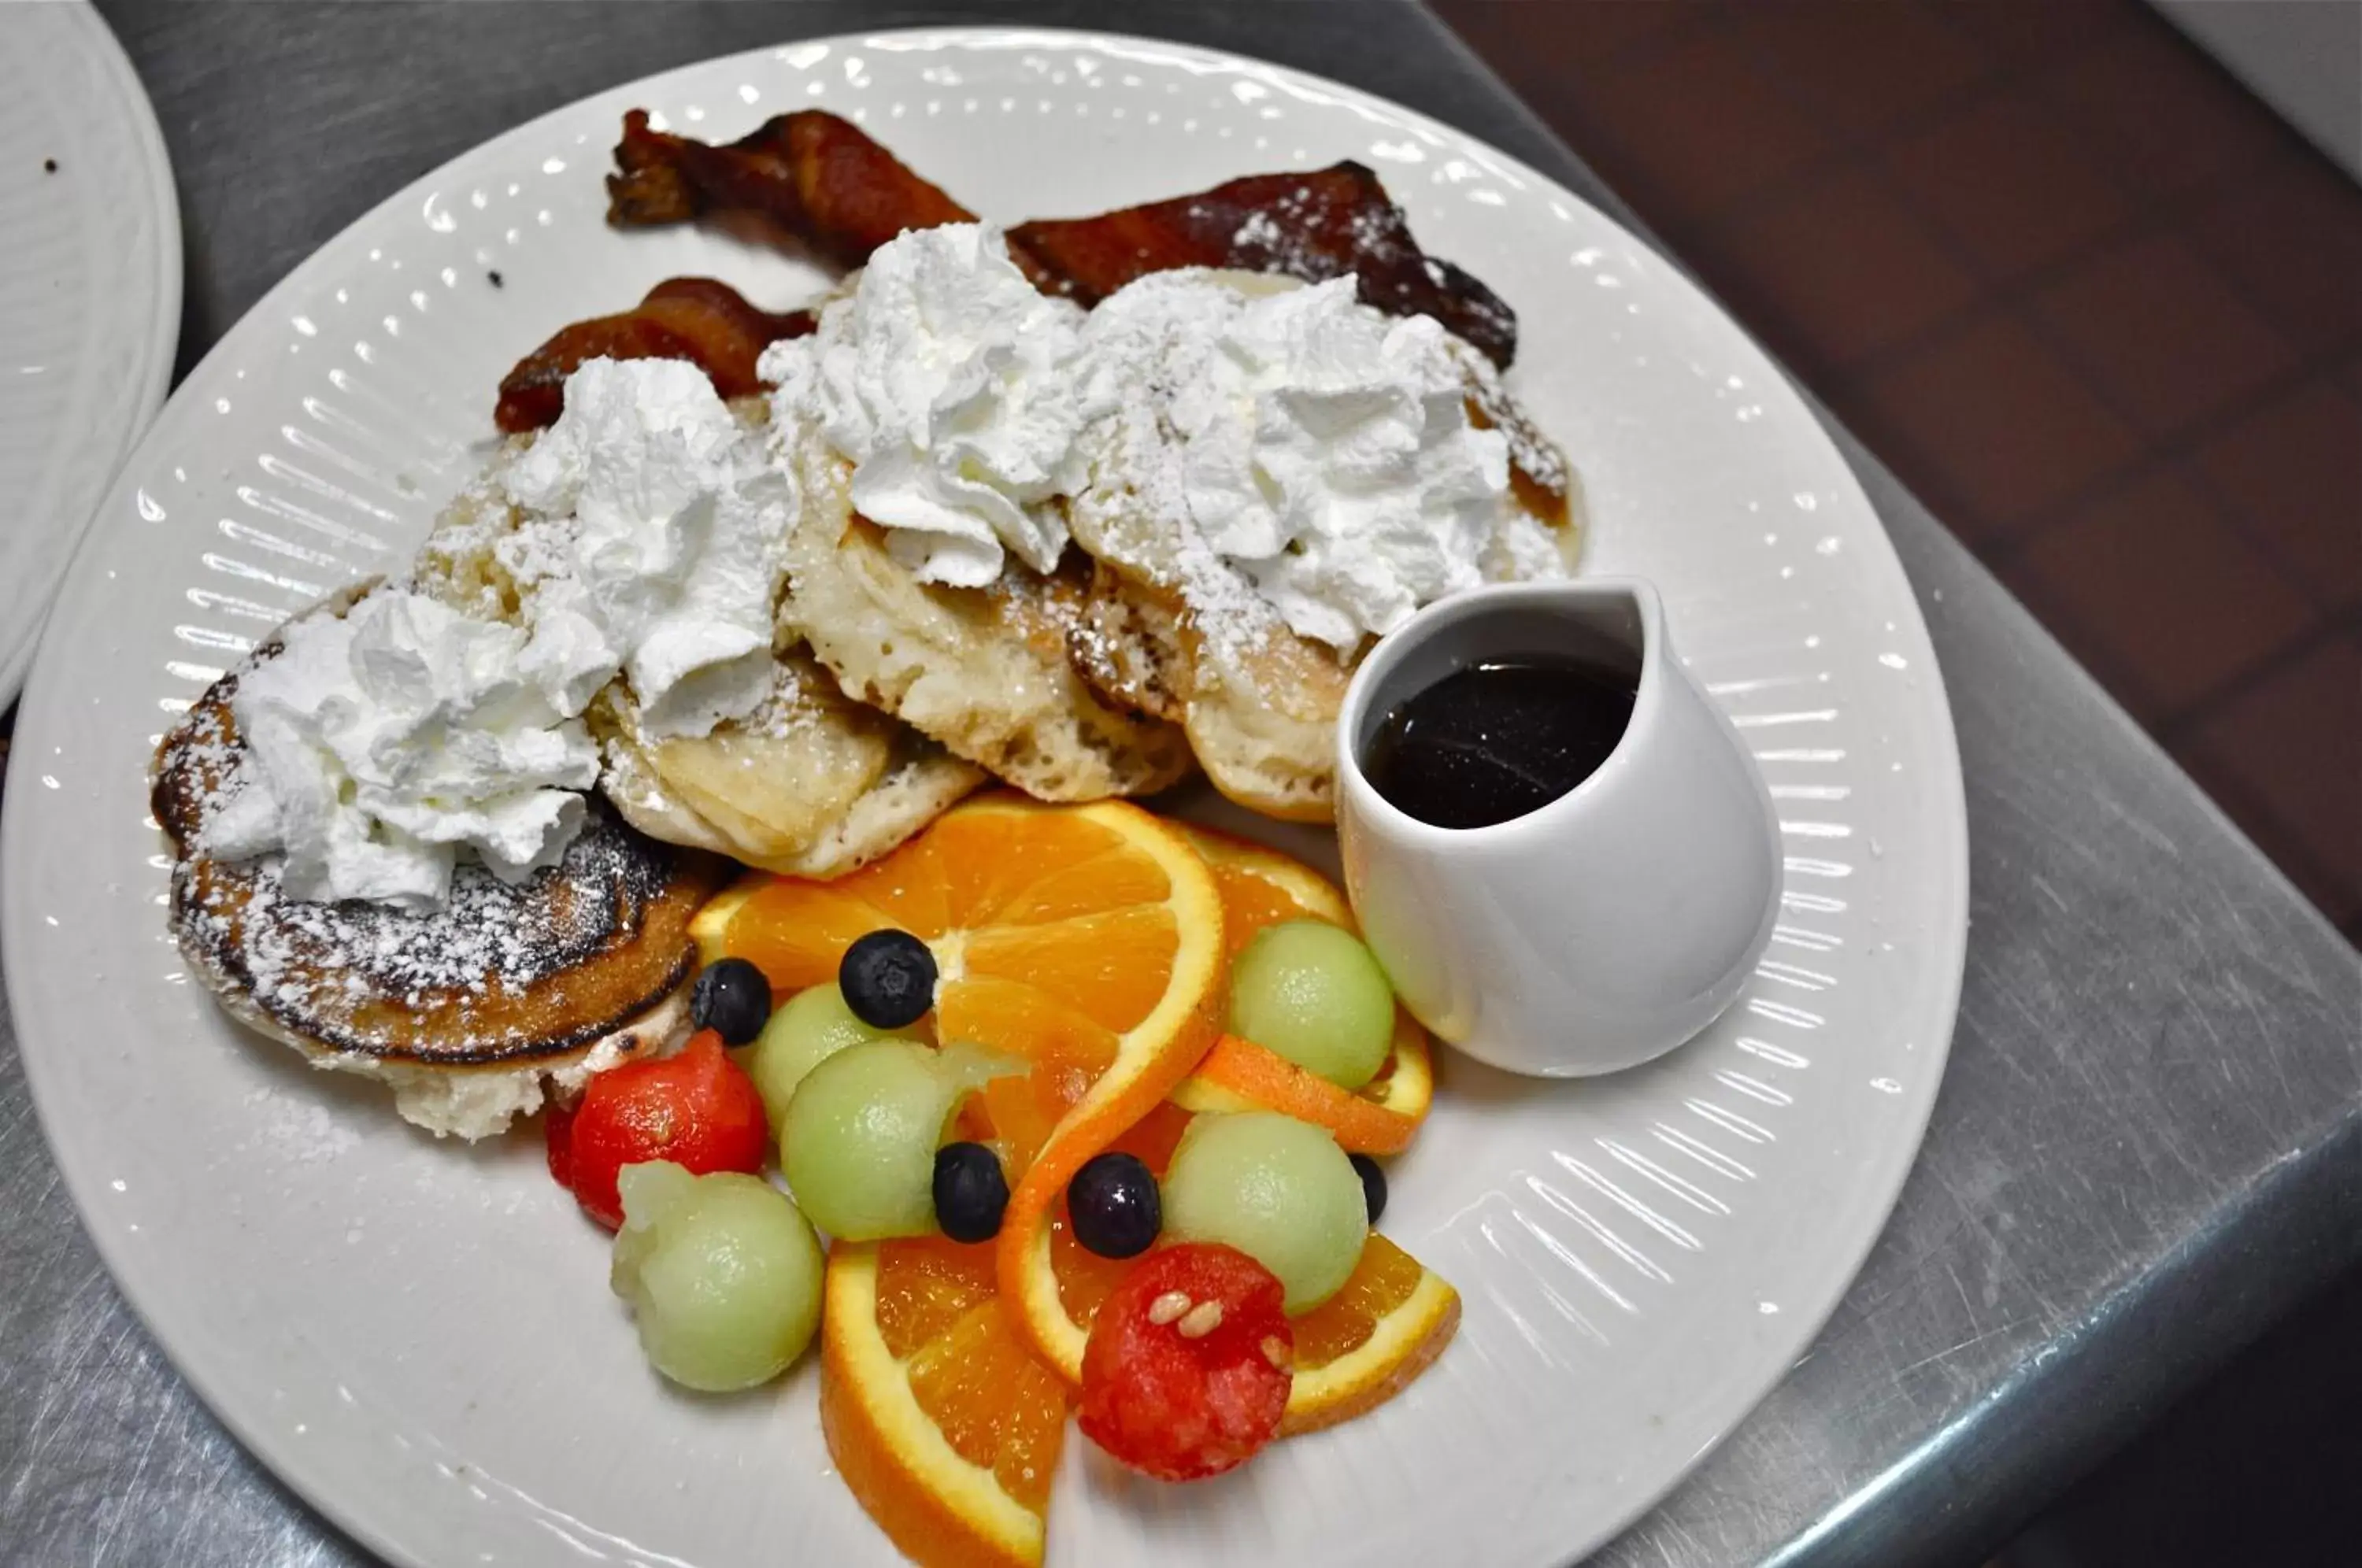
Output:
[
  {"left": 761, "top": 224, "right": 1087, "bottom": 588},
  {"left": 501, "top": 357, "right": 789, "bottom": 739},
  {"left": 1076, "top": 272, "right": 1520, "bottom": 651},
  {"left": 205, "top": 589, "right": 600, "bottom": 911}
]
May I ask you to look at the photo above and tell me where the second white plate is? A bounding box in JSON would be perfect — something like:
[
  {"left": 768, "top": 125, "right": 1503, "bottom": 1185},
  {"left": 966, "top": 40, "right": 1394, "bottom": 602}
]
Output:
[
  {"left": 0, "top": 0, "right": 180, "bottom": 704},
  {"left": 5, "top": 28, "right": 1966, "bottom": 1568}
]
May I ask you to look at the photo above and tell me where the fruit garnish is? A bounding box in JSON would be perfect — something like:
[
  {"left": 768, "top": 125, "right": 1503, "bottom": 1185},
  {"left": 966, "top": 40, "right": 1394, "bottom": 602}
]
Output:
[
  {"left": 545, "top": 1096, "right": 580, "bottom": 1192},
  {"left": 783, "top": 1040, "right": 1016, "bottom": 1241},
  {"left": 841, "top": 928, "right": 939, "bottom": 1030},
  {"left": 1278, "top": 1233, "right": 1460, "bottom": 1436},
  {"left": 742, "top": 981, "right": 919, "bottom": 1134},
  {"left": 1349, "top": 1152, "right": 1388, "bottom": 1224},
  {"left": 1076, "top": 1242, "right": 1292, "bottom": 1481},
  {"left": 932, "top": 1141, "right": 1010, "bottom": 1244},
  {"left": 1023, "top": 1105, "right": 1462, "bottom": 1440},
  {"left": 1173, "top": 1019, "right": 1429, "bottom": 1155},
  {"left": 1227, "top": 919, "right": 1395, "bottom": 1089},
  {"left": 610, "top": 1161, "right": 824, "bottom": 1392},
  {"left": 690, "top": 804, "right": 1457, "bottom": 1562},
  {"left": 1065, "top": 1151, "right": 1161, "bottom": 1259},
  {"left": 1167, "top": 825, "right": 1435, "bottom": 1148},
  {"left": 1177, "top": 823, "right": 1354, "bottom": 959},
  {"left": 689, "top": 956, "right": 773, "bottom": 1045},
  {"left": 549, "top": 1030, "right": 768, "bottom": 1230},
  {"left": 821, "top": 1237, "right": 1068, "bottom": 1568},
  {"left": 689, "top": 796, "right": 1226, "bottom": 1379},
  {"left": 1160, "top": 1111, "right": 1368, "bottom": 1315}
]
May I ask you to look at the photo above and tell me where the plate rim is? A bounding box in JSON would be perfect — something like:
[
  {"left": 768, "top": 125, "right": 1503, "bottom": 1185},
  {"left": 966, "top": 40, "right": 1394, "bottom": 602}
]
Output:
[
  {"left": 0, "top": 0, "right": 183, "bottom": 704},
  {"left": 2, "top": 24, "right": 1969, "bottom": 1568}
]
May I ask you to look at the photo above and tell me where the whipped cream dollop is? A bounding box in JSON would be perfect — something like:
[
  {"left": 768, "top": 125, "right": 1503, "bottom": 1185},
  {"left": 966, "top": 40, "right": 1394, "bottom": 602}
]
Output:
[
  {"left": 1076, "top": 272, "right": 1521, "bottom": 651},
  {"left": 761, "top": 223, "right": 1087, "bottom": 588},
  {"left": 501, "top": 357, "right": 789, "bottom": 739},
  {"left": 206, "top": 589, "right": 601, "bottom": 911}
]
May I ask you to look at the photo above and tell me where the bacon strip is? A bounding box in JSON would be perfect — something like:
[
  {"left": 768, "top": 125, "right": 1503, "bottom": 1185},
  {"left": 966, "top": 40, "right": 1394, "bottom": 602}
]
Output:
[
  {"left": 604, "top": 110, "right": 1516, "bottom": 365},
  {"left": 1008, "top": 163, "right": 1516, "bottom": 367},
  {"left": 509, "top": 113, "right": 1523, "bottom": 429},
  {"left": 607, "top": 109, "right": 975, "bottom": 268},
  {"left": 494, "top": 278, "right": 813, "bottom": 434}
]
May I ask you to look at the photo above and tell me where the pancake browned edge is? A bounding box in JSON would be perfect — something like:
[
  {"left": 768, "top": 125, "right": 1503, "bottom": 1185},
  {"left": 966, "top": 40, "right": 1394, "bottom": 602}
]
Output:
[
  {"left": 151, "top": 588, "right": 731, "bottom": 1139},
  {"left": 780, "top": 422, "right": 1198, "bottom": 803},
  {"left": 1064, "top": 326, "right": 1584, "bottom": 825}
]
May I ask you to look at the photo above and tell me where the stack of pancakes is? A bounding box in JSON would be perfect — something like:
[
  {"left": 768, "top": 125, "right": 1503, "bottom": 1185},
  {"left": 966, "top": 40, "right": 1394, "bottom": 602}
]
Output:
[{"left": 153, "top": 113, "right": 1582, "bottom": 1135}]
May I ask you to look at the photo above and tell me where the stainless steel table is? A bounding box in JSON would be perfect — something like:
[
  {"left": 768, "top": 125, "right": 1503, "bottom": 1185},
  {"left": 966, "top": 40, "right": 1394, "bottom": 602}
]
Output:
[{"left": 4, "top": 4, "right": 2356, "bottom": 1565}]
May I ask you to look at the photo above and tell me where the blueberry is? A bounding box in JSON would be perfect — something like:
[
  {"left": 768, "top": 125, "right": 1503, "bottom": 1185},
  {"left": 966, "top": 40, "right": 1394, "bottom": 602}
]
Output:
[
  {"left": 689, "top": 957, "right": 772, "bottom": 1045},
  {"left": 839, "top": 929, "right": 937, "bottom": 1030},
  {"left": 1349, "top": 1152, "right": 1387, "bottom": 1226},
  {"left": 1067, "top": 1152, "right": 1161, "bottom": 1259},
  {"left": 932, "top": 1141, "right": 1010, "bottom": 1244}
]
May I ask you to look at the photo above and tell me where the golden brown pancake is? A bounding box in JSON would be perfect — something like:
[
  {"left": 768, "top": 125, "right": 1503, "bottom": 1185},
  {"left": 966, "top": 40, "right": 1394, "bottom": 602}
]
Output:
[
  {"left": 152, "top": 595, "right": 729, "bottom": 1134},
  {"left": 778, "top": 423, "right": 1198, "bottom": 802}
]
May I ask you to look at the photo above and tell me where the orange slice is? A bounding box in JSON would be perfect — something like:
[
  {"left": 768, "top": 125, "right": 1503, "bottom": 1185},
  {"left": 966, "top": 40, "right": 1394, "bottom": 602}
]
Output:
[
  {"left": 1173, "top": 1019, "right": 1429, "bottom": 1155},
  {"left": 1280, "top": 1233, "right": 1461, "bottom": 1434},
  {"left": 987, "top": 832, "right": 1224, "bottom": 1374},
  {"left": 1179, "top": 823, "right": 1355, "bottom": 942},
  {"left": 821, "top": 1236, "right": 1068, "bottom": 1568},
  {"left": 1168, "top": 826, "right": 1435, "bottom": 1145},
  {"left": 822, "top": 1216, "right": 1458, "bottom": 1568},
  {"left": 695, "top": 795, "right": 1227, "bottom": 1381},
  {"left": 693, "top": 797, "right": 1223, "bottom": 1179}
]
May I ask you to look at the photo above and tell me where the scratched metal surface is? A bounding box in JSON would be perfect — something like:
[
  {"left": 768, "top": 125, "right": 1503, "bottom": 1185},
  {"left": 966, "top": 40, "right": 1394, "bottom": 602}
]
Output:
[{"left": 2, "top": 3, "right": 2356, "bottom": 1566}]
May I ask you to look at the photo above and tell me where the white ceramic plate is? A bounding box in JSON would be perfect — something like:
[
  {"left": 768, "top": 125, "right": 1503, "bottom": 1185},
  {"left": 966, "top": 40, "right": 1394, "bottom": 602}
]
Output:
[
  {"left": 3, "top": 29, "right": 1966, "bottom": 1568},
  {"left": 0, "top": 0, "right": 180, "bottom": 705}
]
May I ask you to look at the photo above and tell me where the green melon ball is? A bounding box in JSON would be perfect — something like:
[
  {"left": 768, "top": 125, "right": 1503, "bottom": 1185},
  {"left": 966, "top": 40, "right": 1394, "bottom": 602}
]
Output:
[
  {"left": 1160, "top": 1111, "right": 1368, "bottom": 1314},
  {"left": 1227, "top": 919, "right": 1397, "bottom": 1089},
  {"left": 742, "top": 982, "right": 919, "bottom": 1135},
  {"left": 779, "top": 1041, "right": 950, "bottom": 1241},
  {"left": 609, "top": 1163, "right": 824, "bottom": 1392},
  {"left": 779, "top": 1040, "right": 1016, "bottom": 1241}
]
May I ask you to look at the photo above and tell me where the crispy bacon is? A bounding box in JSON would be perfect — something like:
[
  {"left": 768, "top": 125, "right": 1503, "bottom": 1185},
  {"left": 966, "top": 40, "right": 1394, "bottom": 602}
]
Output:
[
  {"left": 505, "top": 114, "right": 1523, "bottom": 431},
  {"left": 605, "top": 111, "right": 1516, "bottom": 365},
  {"left": 494, "top": 277, "right": 813, "bottom": 434},
  {"left": 607, "top": 109, "right": 975, "bottom": 268},
  {"left": 1007, "top": 163, "right": 1516, "bottom": 367}
]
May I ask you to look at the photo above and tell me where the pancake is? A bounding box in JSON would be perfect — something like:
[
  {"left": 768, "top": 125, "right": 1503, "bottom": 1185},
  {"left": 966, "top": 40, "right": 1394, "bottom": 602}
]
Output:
[
  {"left": 154, "top": 594, "right": 729, "bottom": 1138},
  {"left": 415, "top": 410, "right": 987, "bottom": 875},
  {"left": 587, "top": 653, "right": 987, "bottom": 879},
  {"left": 1063, "top": 295, "right": 1582, "bottom": 823},
  {"left": 778, "top": 421, "right": 1197, "bottom": 802}
]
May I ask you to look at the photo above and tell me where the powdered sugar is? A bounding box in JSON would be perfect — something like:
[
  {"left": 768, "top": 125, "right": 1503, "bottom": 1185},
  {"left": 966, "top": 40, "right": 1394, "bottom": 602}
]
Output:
[
  {"left": 1231, "top": 210, "right": 1283, "bottom": 251},
  {"left": 1190, "top": 185, "right": 1380, "bottom": 287},
  {"left": 1070, "top": 269, "right": 1542, "bottom": 656},
  {"left": 182, "top": 808, "right": 679, "bottom": 1056},
  {"left": 241, "top": 1085, "right": 360, "bottom": 1164},
  {"left": 1064, "top": 281, "right": 1277, "bottom": 666},
  {"left": 1451, "top": 335, "right": 1569, "bottom": 498}
]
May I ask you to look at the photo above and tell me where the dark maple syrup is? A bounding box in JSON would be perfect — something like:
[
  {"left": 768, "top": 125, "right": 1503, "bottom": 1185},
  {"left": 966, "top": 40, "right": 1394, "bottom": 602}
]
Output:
[{"left": 1361, "top": 658, "right": 1637, "bottom": 829}]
